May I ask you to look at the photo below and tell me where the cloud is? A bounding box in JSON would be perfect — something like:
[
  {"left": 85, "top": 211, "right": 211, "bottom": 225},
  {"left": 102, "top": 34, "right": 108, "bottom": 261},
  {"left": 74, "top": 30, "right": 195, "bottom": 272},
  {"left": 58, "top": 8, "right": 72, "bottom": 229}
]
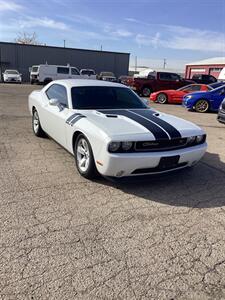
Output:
[
  {"left": 18, "top": 17, "right": 69, "bottom": 30},
  {"left": 0, "top": 0, "right": 23, "bottom": 11},
  {"left": 104, "top": 25, "right": 132, "bottom": 38},
  {"left": 135, "top": 32, "right": 161, "bottom": 48},
  {"left": 134, "top": 23, "right": 225, "bottom": 53}
]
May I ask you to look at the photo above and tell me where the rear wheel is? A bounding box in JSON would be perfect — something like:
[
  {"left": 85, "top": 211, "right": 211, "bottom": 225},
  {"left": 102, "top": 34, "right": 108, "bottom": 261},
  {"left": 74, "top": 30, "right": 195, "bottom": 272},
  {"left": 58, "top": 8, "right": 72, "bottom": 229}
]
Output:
[
  {"left": 194, "top": 99, "right": 209, "bottom": 113},
  {"left": 142, "top": 87, "right": 152, "bottom": 97},
  {"left": 32, "top": 109, "right": 46, "bottom": 137},
  {"left": 74, "top": 134, "right": 98, "bottom": 179},
  {"left": 157, "top": 93, "right": 168, "bottom": 104}
]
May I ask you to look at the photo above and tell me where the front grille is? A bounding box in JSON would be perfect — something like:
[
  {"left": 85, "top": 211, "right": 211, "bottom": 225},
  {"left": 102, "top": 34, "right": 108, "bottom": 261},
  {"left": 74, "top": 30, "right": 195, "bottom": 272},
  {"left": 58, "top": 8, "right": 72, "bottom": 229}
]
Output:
[{"left": 135, "top": 138, "right": 188, "bottom": 152}]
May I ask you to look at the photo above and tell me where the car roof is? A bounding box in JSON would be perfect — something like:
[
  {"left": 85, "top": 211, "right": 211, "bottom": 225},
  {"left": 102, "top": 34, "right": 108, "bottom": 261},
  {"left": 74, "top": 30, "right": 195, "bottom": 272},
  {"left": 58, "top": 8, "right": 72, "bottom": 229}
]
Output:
[{"left": 51, "top": 79, "right": 125, "bottom": 88}]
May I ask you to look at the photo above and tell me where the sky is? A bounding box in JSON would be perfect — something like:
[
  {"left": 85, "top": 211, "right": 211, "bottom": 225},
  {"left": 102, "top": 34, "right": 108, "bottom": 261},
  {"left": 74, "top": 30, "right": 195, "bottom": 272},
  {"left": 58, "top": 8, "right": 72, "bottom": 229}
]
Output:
[{"left": 0, "top": 0, "right": 225, "bottom": 72}]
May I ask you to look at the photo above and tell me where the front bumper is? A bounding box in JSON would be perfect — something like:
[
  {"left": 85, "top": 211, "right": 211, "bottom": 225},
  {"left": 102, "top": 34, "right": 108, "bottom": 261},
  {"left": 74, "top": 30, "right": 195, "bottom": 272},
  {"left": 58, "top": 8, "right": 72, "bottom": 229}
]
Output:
[
  {"left": 96, "top": 143, "right": 207, "bottom": 177},
  {"left": 217, "top": 109, "right": 225, "bottom": 124},
  {"left": 4, "top": 77, "right": 21, "bottom": 82}
]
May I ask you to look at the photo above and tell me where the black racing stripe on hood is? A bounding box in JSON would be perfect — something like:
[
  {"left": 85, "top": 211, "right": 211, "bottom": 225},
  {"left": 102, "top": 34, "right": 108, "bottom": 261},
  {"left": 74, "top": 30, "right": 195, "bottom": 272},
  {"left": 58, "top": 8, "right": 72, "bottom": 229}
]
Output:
[
  {"left": 66, "top": 113, "right": 82, "bottom": 124},
  {"left": 129, "top": 109, "right": 182, "bottom": 139},
  {"left": 66, "top": 113, "right": 86, "bottom": 126},
  {"left": 97, "top": 109, "right": 169, "bottom": 140}
]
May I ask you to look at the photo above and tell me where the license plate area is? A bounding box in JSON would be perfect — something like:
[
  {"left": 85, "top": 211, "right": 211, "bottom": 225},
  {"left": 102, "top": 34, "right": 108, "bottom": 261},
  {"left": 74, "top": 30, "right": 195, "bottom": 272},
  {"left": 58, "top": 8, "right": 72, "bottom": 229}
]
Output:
[{"left": 158, "top": 155, "right": 180, "bottom": 170}]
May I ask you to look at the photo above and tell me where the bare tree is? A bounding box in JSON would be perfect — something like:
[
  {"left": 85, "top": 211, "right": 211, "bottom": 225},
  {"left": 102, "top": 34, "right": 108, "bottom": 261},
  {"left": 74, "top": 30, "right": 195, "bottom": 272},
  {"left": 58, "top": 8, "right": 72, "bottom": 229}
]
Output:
[{"left": 15, "top": 32, "right": 42, "bottom": 45}]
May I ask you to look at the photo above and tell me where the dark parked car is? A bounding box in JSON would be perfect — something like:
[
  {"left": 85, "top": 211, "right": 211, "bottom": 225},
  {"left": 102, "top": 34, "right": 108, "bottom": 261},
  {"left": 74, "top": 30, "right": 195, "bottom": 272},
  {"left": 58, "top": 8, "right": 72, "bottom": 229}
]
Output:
[
  {"left": 217, "top": 99, "right": 225, "bottom": 123},
  {"left": 192, "top": 74, "right": 217, "bottom": 84},
  {"left": 133, "top": 71, "right": 194, "bottom": 97},
  {"left": 98, "top": 72, "right": 117, "bottom": 82}
]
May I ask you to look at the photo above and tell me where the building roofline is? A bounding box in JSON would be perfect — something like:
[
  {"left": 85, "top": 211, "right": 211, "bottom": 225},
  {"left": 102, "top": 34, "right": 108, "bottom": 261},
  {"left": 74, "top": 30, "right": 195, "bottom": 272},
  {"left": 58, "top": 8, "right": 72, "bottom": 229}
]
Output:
[
  {"left": 0, "top": 41, "right": 130, "bottom": 56},
  {"left": 186, "top": 57, "right": 225, "bottom": 66}
]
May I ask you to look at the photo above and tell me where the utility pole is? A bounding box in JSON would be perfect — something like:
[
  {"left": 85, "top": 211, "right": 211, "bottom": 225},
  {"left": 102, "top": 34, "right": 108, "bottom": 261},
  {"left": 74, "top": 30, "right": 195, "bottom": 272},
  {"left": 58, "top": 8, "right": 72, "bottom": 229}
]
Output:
[
  {"left": 135, "top": 56, "right": 137, "bottom": 72},
  {"left": 100, "top": 45, "right": 102, "bottom": 51},
  {"left": 63, "top": 40, "right": 66, "bottom": 48},
  {"left": 163, "top": 58, "right": 167, "bottom": 69}
]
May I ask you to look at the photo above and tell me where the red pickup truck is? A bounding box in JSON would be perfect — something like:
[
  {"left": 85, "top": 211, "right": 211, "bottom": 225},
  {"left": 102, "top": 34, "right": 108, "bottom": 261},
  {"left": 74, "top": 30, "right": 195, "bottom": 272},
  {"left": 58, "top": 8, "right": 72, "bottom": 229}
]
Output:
[{"left": 133, "top": 71, "right": 194, "bottom": 97}]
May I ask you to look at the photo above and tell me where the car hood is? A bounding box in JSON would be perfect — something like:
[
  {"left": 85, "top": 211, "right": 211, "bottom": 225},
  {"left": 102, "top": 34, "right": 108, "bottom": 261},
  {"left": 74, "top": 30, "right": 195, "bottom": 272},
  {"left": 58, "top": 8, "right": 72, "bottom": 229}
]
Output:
[
  {"left": 72, "top": 108, "right": 204, "bottom": 140},
  {"left": 4, "top": 74, "right": 20, "bottom": 78}
]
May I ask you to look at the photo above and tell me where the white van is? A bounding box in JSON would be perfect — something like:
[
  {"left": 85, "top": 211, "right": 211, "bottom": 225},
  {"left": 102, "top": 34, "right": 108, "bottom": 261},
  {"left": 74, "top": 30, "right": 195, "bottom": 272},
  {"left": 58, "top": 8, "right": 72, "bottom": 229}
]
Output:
[{"left": 30, "top": 64, "right": 82, "bottom": 84}]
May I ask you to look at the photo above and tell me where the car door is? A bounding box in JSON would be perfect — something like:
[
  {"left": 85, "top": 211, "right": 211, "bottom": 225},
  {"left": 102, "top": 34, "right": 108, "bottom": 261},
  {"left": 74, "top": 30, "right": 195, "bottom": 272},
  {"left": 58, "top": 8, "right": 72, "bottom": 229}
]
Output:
[
  {"left": 42, "top": 84, "right": 70, "bottom": 148},
  {"left": 158, "top": 72, "right": 179, "bottom": 90},
  {"left": 70, "top": 67, "right": 81, "bottom": 79},
  {"left": 57, "top": 67, "right": 70, "bottom": 79},
  {"left": 211, "top": 87, "right": 225, "bottom": 110}
]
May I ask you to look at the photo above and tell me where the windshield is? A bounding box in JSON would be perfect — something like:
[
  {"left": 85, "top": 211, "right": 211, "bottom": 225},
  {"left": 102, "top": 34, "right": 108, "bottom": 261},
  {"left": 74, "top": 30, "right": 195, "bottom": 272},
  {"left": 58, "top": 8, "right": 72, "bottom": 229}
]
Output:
[
  {"left": 101, "top": 72, "right": 115, "bottom": 77},
  {"left": 81, "top": 70, "right": 95, "bottom": 75},
  {"left": 31, "top": 66, "right": 39, "bottom": 73},
  {"left": 71, "top": 86, "right": 147, "bottom": 110},
  {"left": 177, "top": 85, "right": 192, "bottom": 91},
  {"left": 212, "top": 84, "right": 225, "bottom": 92},
  {"left": 5, "top": 70, "right": 19, "bottom": 74}
]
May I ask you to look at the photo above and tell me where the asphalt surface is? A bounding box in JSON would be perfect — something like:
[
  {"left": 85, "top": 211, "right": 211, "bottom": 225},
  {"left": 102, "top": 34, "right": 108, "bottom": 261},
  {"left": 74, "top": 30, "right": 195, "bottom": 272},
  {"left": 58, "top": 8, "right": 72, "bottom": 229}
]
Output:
[{"left": 1, "top": 83, "right": 225, "bottom": 300}]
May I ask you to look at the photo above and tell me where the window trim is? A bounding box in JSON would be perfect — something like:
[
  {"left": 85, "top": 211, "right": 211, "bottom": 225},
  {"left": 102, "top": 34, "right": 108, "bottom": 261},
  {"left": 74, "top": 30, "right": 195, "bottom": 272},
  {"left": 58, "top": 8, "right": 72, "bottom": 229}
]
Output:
[{"left": 45, "top": 83, "right": 69, "bottom": 108}]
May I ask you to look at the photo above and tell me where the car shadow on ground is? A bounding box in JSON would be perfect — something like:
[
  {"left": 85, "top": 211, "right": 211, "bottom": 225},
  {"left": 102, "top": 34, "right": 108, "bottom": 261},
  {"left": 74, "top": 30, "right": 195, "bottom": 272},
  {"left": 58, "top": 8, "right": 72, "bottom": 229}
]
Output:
[{"left": 96, "top": 152, "right": 225, "bottom": 208}]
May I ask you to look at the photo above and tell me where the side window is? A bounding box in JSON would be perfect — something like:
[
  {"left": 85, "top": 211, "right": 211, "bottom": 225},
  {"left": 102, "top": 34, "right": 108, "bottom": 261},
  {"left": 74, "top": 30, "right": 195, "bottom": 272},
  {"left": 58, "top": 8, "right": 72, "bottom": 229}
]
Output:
[
  {"left": 71, "top": 68, "right": 80, "bottom": 75},
  {"left": 159, "top": 73, "right": 179, "bottom": 81},
  {"left": 57, "top": 67, "right": 69, "bottom": 74},
  {"left": 190, "top": 85, "right": 201, "bottom": 91},
  {"left": 46, "top": 84, "right": 68, "bottom": 107}
]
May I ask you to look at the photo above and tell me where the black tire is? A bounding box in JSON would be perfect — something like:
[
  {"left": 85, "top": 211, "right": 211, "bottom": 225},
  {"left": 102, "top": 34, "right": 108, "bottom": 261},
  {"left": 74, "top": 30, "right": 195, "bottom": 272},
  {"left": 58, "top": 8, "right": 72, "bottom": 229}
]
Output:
[
  {"left": 142, "top": 86, "right": 152, "bottom": 97},
  {"left": 30, "top": 80, "right": 34, "bottom": 85},
  {"left": 43, "top": 78, "right": 52, "bottom": 85},
  {"left": 194, "top": 99, "right": 209, "bottom": 113},
  {"left": 74, "top": 134, "right": 98, "bottom": 179},
  {"left": 32, "top": 109, "right": 46, "bottom": 137},
  {"left": 157, "top": 93, "right": 168, "bottom": 104}
]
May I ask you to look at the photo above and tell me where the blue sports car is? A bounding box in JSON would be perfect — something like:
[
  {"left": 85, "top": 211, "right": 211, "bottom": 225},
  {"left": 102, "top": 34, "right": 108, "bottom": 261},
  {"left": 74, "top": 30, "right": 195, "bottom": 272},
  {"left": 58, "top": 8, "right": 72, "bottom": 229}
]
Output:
[{"left": 183, "top": 85, "right": 225, "bottom": 113}]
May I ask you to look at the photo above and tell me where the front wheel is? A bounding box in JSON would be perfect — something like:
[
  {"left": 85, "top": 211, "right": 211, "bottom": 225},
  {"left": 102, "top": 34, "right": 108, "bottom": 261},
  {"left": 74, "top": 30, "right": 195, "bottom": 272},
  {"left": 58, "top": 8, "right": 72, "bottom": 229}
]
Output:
[
  {"left": 194, "top": 99, "right": 209, "bottom": 113},
  {"left": 74, "top": 134, "right": 98, "bottom": 179},
  {"left": 157, "top": 93, "right": 168, "bottom": 104},
  {"left": 142, "top": 87, "right": 152, "bottom": 97},
  {"left": 32, "top": 109, "right": 46, "bottom": 137}
]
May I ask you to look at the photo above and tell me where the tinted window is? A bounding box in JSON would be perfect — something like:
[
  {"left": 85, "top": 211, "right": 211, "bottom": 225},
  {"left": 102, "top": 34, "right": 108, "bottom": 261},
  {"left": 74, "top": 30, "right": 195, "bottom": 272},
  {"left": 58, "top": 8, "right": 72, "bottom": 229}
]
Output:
[
  {"left": 209, "top": 76, "right": 217, "bottom": 82},
  {"left": 189, "top": 85, "right": 202, "bottom": 91},
  {"left": 71, "top": 86, "right": 146, "bottom": 109},
  {"left": 81, "top": 70, "right": 95, "bottom": 76},
  {"left": 32, "top": 66, "right": 39, "bottom": 72},
  {"left": 71, "top": 68, "right": 80, "bottom": 75},
  {"left": 57, "top": 67, "right": 69, "bottom": 74},
  {"left": 46, "top": 84, "right": 68, "bottom": 107},
  {"left": 159, "top": 73, "right": 180, "bottom": 81},
  {"left": 192, "top": 74, "right": 201, "bottom": 79}
]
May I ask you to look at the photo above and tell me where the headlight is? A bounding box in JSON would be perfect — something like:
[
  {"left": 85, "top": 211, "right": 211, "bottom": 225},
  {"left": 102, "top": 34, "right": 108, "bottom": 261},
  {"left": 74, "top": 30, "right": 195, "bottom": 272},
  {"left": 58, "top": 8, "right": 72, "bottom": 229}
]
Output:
[
  {"left": 121, "top": 141, "right": 133, "bottom": 151},
  {"left": 196, "top": 135, "right": 205, "bottom": 144},
  {"left": 187, "top": 136, "right": 196, "bottom": 144},
  {"left": 185, "top": 95, "right": 192, "bottom": 100},
  {"left": 108, "top": 142, "right": 121, "bottom": 152}
]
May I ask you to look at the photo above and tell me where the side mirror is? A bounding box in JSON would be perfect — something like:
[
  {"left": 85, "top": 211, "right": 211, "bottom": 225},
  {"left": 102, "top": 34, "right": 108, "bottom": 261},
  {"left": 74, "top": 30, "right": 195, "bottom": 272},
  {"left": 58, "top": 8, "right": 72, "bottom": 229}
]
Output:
[
  {"left": 49, "top": 98, "right": 60, "bottom": 106},
  {"left": 49, "top": 98, "right": 64, "bottom": 111}
]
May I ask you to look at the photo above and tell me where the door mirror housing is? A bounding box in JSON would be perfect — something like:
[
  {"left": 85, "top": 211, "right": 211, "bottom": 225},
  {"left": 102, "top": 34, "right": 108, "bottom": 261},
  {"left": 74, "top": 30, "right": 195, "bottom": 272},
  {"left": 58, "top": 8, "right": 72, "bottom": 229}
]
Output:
[
  {"left": 49, "top": 98, "right": 64, "bottom": 111},
  {"left": 49, "top": 98, "right": 60, "bottom": 106}
]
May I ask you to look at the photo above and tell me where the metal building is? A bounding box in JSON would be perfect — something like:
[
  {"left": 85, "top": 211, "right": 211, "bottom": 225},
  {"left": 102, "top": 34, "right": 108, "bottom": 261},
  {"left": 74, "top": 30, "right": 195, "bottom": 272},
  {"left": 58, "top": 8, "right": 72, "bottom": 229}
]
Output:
[
  {"left": 0, "top": 42, "right": 130, "bottom": 82},
  {"left": 185, "top": 57, "right": 225, "bottom": 79}
]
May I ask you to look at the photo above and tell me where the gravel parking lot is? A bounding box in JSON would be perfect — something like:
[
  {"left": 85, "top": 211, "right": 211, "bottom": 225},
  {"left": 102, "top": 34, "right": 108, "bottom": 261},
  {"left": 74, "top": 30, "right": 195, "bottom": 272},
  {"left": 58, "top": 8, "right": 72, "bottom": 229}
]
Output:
[{"left": 1, "top": 83, "right": 225, "bottom": 300}]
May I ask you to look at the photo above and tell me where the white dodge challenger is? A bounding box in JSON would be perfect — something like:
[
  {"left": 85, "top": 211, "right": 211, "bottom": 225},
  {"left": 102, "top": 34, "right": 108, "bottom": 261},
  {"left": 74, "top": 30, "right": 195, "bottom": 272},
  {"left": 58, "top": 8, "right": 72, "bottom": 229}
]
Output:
[{"left": 28, "top": 79, "right": 207, "bottom": 179}]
